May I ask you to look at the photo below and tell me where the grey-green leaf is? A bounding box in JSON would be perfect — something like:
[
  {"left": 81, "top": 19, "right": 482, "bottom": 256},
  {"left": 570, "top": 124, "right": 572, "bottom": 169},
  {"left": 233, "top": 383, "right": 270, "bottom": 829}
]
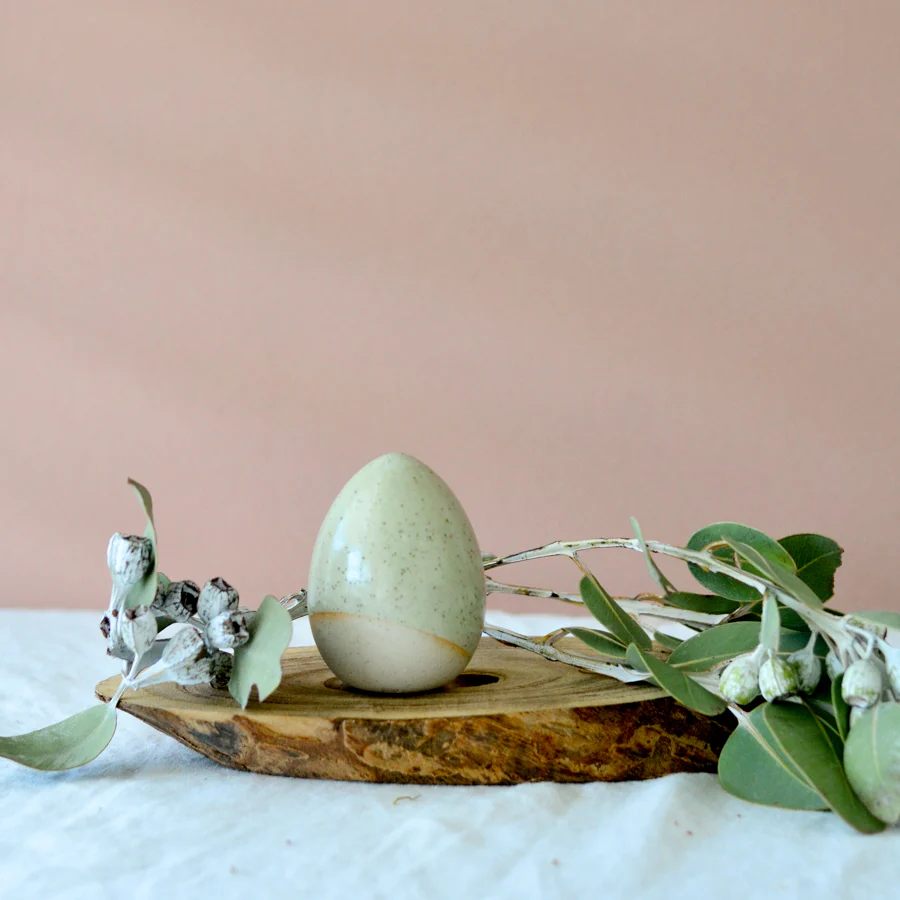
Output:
[
  {"left": 777, "top": 534, "right": 843, "bottom": 602},
  {"left": 726, "top": 539, "right": 824, "bottom": 609},
  {"left": 718, "top": 706, "right": 828, "bottom": 811},
  {"left": 630, "top": 517, "right": 675, "bottom": 595},
  {"left": 125, "top": 478, "right": 158, "bottom": 610},
  {"left": 843, "top": 702, "right": 900, "bottom": 825},
  {"left": 0, "top": 705, "right": 117, "bottom": 771},
  {"left": 668, "top": 622, "right": 761, "bottom": 671},
  {"left": 663, "top": 592, "right": 740, "bottom": 615},
  {"left": 626, "top": 644, "right": 726, "bottom": 716},
  {"left": 761, "top": 702, "right": 885, "bottom": 833},
  {"left": 853, "top": 611, "right": 900, "bottom": 631},
  {"left": 579, "top": 575, "right": 651, "bottom": 650},
  {"left": 686, "top": 523, "right": 795, "bottom": 602},
  {"left": 760, "top": 593, "right": 781, "bottom": 652},
  {"left": 567, "top": 627, "right": 628, "bottom": 659},
  {"left": 229, "top": 595, "right": 293, "bottom": 708}
]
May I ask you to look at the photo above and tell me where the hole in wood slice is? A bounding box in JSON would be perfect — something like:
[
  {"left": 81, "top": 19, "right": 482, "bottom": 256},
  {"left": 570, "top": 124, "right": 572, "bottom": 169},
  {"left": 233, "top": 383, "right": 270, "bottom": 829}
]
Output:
[{"left": 323, "top": 671, "right": 501, "bottom": 695}]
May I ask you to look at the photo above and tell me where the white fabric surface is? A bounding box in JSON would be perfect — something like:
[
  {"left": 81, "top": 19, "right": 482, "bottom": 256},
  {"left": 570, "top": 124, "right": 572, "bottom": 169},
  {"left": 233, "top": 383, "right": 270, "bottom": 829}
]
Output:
[{"left": 0, "top": 610, "right": 897, "bottom": 900}]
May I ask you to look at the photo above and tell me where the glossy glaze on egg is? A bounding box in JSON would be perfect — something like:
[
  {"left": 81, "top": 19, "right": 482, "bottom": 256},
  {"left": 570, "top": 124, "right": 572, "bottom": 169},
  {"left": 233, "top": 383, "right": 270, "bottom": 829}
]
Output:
[{"left": 307, "top": 453, "right": 486, "bottom": 692}]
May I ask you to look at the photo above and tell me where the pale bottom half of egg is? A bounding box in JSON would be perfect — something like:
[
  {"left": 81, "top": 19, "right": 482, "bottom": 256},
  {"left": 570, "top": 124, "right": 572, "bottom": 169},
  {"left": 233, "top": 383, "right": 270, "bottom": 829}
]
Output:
[{"left": 309, "top": 612, "right": 475, "bottom": 693}]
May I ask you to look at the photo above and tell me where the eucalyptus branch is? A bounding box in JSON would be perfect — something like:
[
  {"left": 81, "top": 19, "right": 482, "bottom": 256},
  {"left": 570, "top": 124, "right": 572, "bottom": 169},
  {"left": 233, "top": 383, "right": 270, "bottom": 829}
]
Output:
[{"left": 486, "top": 537, "right": 844, "bottom": 643}]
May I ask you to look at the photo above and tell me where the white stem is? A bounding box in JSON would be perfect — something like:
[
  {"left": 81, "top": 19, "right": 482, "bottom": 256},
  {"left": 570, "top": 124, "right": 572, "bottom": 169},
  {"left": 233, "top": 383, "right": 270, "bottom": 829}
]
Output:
[
  {"left": 485, "top": 578, "right": 725, "bottom": 627},
  {"left": 483, "top": 624, "right": 650, "bottom": 682}
]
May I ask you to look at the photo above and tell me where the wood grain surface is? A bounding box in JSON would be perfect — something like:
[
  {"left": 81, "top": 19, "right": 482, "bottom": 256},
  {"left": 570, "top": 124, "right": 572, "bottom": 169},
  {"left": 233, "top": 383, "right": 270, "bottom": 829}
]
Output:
[{"left": 96, "top": 638, "right": 733, "bottom": 784}]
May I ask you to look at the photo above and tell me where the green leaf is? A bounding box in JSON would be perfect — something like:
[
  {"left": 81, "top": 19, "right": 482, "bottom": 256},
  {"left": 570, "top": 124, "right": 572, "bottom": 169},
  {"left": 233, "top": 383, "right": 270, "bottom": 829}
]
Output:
[
  {"left": 718, "top": 706, "right": 829, "bottom": 811},
  {"left": 663, "top": 592, "right": 740, "bottom": 615},
  {"left": 760, "top": 593, "right": 781, "bottom": 652},
  {"left": 653, "top": 631, "right": 685, "bottom": 650},
  {"left": 0, "top": 704, "right": 117, "bottom": 771},
  {"left": 626, "top": 644, "right": 726, "bottom": 715},
  {"left": 630, "top": 517, "right": 675, "bottom": 595},
  {"left": 831, "top": 674, "right": 850, "bottom": 742},
  {"left": 668, "top": 622, "right": 761, "bottom": 671},
  {"left": 844, "top": 702, "right": 900, "bottom": 826},
  {"left": 852, "top": 611, "right": 900, "bottom": 631},
  {"left": 229, "top": 595, "right": 293, "bottom": 708},
  {"left": 726, "top": 539, "right": 824, "bottom": 609},
  {"left": 125, "top": 478, "right": 158, "bottom": 610},
  {"left": 761, "top": 702, "right": 885, "bottom": 833},
  {"left": 777, "top": 534, "right": 843, "bottom": 602},
  {"left": 686, "top": 523, "right": 795, "bottom": 602},
  {"left": 567, "top": 627, "right": 628, "bottom": 659},
  {"left": 668, "top": 622, "right": 810, "bottom": 671},
  {"left": 579, "top": 575, "right": 651, "bottom": 650}
]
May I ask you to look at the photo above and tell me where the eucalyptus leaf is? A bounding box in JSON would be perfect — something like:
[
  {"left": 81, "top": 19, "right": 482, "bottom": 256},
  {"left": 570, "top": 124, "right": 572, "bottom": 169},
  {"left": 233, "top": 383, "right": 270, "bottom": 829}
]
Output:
[
  {"left": 0, "top": 705, "right": 117, "bottom": 771},
  {"left": 718, "top": 706, "right": 828, "bottom": 810},
  {"left": 777, "top": 534, "right": 843, "bottom": 602},
  {"left": 668, "top": 622, "right": 811, "bottom": 671},
  {"left": 579, "top": 575, "right": 651, "bottom": 651},
  {"left": 567, "top": 627, "right": 628, "bottom": 659},
  {"left": 653, "top": 631, "right": 685, "bottom": 650},
  {"left": 725, "top": 539, "right": 824, "bottom": 609},
  {"left": 761, "top": 702, "right": 885, "bottom": 833},
  {"left": 125, "top": 478, "right": 158, "bottom": 610},
  {"left": 663, "top": 592, "right": 740, "bottom": 615},
  {"left": 686, "top": 523, "right": 795, "bottom": 603},
  {"left": 626, "top": 644, "right": 726, "bottom": 715},
  {"left": 760, "top": 593, "right": 781, "bottom": 653},
  {"left": 844, "top": 702, "right": 900, "bottom": 825},
  {"left": 668, "top": 622, "right": 762, "bottom": 671},
  {"left": 831, "top": 674, "right": 850, "bottom": 742},
  {"left": 229, "top": 595, "right": 293, "bottom": 708},
  {"left": 630, "top": 517, "right": 675, "bottom": 595},
  {"left": 852, "top": 611, "right": 900, "bottom": 631}
]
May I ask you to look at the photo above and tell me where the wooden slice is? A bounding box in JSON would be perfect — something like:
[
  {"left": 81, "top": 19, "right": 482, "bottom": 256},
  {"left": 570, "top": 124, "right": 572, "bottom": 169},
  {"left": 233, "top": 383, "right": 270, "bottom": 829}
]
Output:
[{"left": 95, "top": 637, "right": 733, "bottom": 785}]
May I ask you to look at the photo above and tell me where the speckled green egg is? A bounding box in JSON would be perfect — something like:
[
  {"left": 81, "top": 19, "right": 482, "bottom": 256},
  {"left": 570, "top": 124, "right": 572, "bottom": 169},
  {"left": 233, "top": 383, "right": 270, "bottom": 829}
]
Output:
[{"left": 307, "top": 453, "right": 486, "bottom": 692}]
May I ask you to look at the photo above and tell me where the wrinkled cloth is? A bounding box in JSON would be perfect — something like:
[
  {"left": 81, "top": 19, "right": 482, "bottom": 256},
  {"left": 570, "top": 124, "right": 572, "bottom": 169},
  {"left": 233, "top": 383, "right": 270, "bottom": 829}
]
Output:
[{"left": 0, "top": 611, "right": 897, "bottom": 900}]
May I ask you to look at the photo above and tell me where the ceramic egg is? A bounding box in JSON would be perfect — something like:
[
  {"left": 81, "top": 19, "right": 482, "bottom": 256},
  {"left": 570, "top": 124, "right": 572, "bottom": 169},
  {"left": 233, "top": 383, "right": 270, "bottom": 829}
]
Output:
[{"left": 307, "top": 453, "right": 486, "bottom": 692}]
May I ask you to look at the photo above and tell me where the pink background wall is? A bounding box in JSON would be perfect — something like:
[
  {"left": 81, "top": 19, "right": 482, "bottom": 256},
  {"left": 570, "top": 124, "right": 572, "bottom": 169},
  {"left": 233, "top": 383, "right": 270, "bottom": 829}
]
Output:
[{"left": 1, "top": 2, "right": 898, "bottom": 613}]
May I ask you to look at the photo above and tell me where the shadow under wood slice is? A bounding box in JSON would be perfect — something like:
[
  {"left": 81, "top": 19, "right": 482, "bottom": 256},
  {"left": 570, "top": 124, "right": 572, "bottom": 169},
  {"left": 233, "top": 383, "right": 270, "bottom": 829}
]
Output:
[{"left": 96, "top": 638, "right": 734, "bottom": 784}]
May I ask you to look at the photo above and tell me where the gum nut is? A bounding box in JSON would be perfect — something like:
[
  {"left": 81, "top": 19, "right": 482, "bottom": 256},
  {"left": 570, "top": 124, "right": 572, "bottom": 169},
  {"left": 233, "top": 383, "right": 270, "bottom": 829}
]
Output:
[
  {"left": 171, "top": 657, "right": 215, "bottom": 686},
  {"left": 161, "top": 626, "right": 205, "bottom": 667},
  {"left": 718, "top": 655, "right": 761, "bottom": 705},
  {"left": 787, "top": 650, "right": 823, "bottom": 694},
  {"left": 826, "top": 649, "right": 845, "bottom": 681},
  {"left": 209, "top": 652, "right": 234, "bottom": 690},
  {"left": 107, "top": 533, "right": 154, "bottom": 585},
  {"left": 842, "top": 658, "right": 884, "bottom": 708},
  {"left": 161, "top": 580, "right": 201, "bottom": 622},
  {"left": 198, "top": 577, "right": 239, "bottom": 622},
  {"left": 205, "top": 611, "right": 250, "bottom": 650},
  {"left": 759, "top": 657, "right": 799, "bottom": 702},
  {"left": 121, "top": 605, "right": 158, "bottom": 658}
]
